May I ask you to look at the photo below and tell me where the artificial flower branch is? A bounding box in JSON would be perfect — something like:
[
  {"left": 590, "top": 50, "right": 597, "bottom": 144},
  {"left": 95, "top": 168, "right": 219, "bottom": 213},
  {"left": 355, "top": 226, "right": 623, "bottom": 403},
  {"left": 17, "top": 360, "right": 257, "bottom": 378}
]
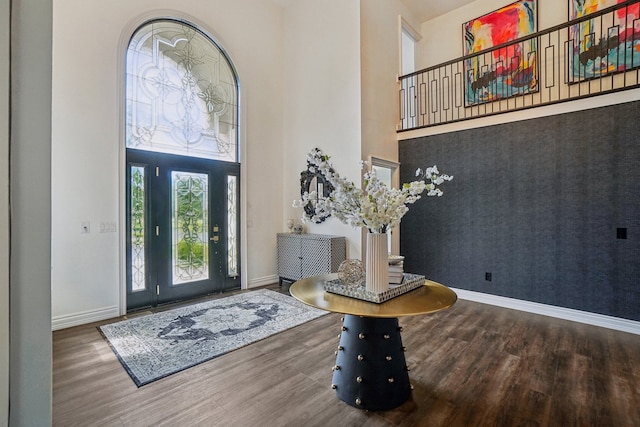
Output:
[{"left": 293, "top": 148, "right": 453, "bottom": 233}]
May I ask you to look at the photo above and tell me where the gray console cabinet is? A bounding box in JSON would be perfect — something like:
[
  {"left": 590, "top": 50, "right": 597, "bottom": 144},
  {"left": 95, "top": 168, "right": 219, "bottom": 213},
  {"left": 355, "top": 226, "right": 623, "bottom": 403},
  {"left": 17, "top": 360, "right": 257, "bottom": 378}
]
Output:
[{"left": 277, "top": 233, "right": 346, "bottom": 285}]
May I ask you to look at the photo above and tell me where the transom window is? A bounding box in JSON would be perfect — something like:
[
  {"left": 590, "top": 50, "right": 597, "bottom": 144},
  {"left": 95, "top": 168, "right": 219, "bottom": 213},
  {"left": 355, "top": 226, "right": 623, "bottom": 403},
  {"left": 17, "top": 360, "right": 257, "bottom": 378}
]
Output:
[{"left": 126, "top": 20, "right": 238, "bottom": 162}]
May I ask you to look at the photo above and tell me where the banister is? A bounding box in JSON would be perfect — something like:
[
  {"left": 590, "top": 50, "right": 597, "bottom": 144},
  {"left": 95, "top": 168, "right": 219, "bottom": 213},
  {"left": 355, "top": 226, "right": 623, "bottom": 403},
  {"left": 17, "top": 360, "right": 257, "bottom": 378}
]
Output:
[{"left": 398, "top": 0, "right": 640, "bottom": 131}]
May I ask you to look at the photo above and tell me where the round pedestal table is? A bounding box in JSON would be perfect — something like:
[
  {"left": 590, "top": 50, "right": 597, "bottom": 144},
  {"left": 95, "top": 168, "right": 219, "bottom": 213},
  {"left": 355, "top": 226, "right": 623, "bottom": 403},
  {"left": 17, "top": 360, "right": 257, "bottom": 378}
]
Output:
[{"left": 289, "top": 273, "right": 457, "bottom": 411}]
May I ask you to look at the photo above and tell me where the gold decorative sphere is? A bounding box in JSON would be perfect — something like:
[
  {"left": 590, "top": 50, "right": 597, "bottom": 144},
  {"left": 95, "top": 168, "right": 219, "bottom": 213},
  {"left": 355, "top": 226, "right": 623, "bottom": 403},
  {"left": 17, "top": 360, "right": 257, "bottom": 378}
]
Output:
[{"left": 337, "top": 259, "right": 365, "bottom": 287}]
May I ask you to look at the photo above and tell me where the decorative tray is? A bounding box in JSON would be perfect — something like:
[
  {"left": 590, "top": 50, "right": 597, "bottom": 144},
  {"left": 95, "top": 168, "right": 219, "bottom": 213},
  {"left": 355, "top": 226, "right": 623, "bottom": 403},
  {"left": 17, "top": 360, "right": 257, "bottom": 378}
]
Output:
[{"left": 323, "top": 273, "right": 425, "bottom": 303}]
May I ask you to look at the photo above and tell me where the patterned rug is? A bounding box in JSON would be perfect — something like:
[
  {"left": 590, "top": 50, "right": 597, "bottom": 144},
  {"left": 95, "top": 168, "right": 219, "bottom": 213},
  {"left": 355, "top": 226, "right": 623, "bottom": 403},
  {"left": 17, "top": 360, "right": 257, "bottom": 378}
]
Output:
[{"left": 99, "top": 289, "right": 327, "bottom": 387}]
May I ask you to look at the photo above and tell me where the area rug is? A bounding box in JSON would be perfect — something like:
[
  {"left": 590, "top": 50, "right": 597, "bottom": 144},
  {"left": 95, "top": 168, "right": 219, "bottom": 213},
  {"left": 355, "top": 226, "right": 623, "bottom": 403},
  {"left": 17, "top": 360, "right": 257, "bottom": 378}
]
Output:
[{"left": 99, "top": 289, "right": 327, "bottom": 387}]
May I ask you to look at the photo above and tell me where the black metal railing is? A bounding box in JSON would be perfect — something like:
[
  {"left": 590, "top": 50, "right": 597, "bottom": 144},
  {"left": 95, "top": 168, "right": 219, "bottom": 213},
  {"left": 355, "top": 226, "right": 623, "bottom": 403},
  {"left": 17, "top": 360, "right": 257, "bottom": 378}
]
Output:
[{"left": 398, "top": 0, "right": 640, "bottom": 131}]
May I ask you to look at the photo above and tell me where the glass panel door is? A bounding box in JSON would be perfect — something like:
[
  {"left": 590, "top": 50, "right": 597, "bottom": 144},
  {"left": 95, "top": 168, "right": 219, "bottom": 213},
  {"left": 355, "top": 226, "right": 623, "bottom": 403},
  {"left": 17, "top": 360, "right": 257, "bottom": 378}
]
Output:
[
  {"left": 172, "top": 171, "right": 209, "bottom": 285},
  {"left": 126, "top": 150, "right": 240, "bottom": 310}
]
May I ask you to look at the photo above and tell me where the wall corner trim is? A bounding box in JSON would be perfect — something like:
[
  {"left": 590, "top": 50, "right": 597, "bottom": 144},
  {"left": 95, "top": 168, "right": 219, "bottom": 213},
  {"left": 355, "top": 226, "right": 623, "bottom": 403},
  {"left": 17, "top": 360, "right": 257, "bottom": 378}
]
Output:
[{"left": 451, "top": 288, "right": 640, "bottom": 336}]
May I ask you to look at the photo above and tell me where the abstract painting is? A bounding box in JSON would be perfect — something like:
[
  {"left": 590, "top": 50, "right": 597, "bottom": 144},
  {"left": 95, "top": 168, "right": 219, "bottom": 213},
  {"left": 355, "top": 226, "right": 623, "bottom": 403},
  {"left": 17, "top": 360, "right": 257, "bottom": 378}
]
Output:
[
  {"left": 463, "top": 0, "right": 538, "bottom": 105},
  {"left": 569, "top": 0, "right": 640, "bottom": 81}
]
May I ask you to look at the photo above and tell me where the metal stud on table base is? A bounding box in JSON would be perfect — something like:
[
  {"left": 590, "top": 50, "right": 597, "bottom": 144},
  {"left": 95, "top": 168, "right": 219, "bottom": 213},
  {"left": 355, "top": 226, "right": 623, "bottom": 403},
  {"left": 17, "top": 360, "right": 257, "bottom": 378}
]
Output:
[{"left": 331, "top": 315, "right": 411, "bottom": 411}]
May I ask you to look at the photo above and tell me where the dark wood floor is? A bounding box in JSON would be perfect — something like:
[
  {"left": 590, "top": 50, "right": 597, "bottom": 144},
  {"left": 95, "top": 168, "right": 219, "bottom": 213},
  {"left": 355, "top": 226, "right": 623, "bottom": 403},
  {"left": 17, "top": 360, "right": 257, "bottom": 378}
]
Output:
[{"left": 53, "top": 283, "right": 640, "bottom": 426}]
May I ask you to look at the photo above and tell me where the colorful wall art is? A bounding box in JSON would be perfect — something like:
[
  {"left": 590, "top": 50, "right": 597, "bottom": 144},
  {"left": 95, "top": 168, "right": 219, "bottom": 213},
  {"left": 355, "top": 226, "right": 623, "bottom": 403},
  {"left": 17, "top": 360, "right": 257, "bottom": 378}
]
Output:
[
  {"left": 463, "top": 0, "right": 538, "bottom": 105},
  {"left": 569, "top": 0, "right": 640, "bottom": 81}
]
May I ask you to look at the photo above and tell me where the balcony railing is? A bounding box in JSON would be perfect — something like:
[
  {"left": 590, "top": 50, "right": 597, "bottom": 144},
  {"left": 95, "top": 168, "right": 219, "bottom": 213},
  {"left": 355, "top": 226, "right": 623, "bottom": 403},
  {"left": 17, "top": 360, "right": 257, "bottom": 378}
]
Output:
[{"left": 398, "top": 0, "right": 640, "bottom": 131}]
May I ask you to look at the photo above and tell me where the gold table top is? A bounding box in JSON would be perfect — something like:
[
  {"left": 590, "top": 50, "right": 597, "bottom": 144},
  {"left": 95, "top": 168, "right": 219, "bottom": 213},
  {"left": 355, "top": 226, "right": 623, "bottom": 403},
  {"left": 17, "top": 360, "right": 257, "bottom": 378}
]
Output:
[{"left": 289, "top": 273, "right": 457, "bottom": 318}]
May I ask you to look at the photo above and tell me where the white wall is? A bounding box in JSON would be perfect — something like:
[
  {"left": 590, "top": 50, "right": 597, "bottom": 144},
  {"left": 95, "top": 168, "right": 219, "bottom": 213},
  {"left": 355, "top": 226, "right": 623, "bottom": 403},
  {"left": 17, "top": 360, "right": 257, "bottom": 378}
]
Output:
[
  {"left": 0, "top": 0, "right": 9, "bottom": 421},
  {"left": 10, "top": 0, "right": 53, "bottom": 424},
  {"left": 51, "top": 0, "right": 285, "bottom": 326},
  {"left": 51, "top": 0, "right": 402, "bottom": 326},
  {"left": 418, "top": 0, "right": 566, "bottom": 70},
  {"left": 359, "top": 0, "right": 421, "bottom": 254},
  {"left": 281, "top": 0, "right": 363, "bottom": 259},
  {"left": 360, "top": 0, "right": 416, "bottom": 162}
]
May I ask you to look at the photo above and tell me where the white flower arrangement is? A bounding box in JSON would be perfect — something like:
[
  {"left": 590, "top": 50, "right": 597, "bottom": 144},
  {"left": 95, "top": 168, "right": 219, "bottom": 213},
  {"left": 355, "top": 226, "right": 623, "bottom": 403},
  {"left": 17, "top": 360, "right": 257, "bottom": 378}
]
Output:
[{"left": 293, "top": 147, "right": 453, "bottom": 234}]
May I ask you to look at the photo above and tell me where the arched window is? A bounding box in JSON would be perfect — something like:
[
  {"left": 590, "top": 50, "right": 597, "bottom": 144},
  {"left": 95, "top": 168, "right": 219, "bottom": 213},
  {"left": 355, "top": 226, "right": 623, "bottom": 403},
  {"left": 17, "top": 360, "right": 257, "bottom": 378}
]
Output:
[{"left": 126, "top": 19, "right": 238, "bottom": 162}]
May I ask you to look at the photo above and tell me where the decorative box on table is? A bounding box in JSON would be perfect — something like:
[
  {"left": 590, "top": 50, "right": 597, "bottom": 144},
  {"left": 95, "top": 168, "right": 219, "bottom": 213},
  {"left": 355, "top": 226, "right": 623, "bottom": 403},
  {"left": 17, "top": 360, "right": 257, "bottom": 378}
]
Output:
[{"left": 323, "top": 273, "right": 425, "bottom": 303}]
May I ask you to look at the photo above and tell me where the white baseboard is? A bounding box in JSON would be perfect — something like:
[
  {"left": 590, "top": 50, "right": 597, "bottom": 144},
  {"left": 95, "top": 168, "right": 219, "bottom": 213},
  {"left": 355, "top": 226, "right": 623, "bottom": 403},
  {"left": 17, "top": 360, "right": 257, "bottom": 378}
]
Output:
[
  {"left": 52, "top": 306, "right": 119, "bottom": 331},
  {"left": 52, "top": 276, "right": 282, "bottom": 330},
  {"left": 50, "top": 286, "right": 638, "bottom": 336},
  {"left": 247, "top": 274, "right": 279, "bottom": 289},
  {"left": 452, "top": 288, "right": 640, "bottom": 336}
]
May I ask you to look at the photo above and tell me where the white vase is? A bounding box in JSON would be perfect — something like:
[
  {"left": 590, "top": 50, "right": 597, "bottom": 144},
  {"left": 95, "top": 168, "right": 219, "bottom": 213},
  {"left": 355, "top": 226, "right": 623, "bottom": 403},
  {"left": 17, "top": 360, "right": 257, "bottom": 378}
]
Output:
[{"left": 365, "top": 232, "right": 389, "bottom": 293}]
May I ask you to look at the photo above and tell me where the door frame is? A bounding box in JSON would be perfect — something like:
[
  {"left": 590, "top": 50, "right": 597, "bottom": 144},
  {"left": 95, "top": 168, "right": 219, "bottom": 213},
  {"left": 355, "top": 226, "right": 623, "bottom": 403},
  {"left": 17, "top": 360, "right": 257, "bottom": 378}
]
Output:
[
  {"left": 117, "top": 14, "right": 247, "bottom": 316},
  {"left": 125, "top": 150, "right": 241, "bottom": 310},
  {"left": 119, "top": 147, "right": 247, "bottom": 316}
]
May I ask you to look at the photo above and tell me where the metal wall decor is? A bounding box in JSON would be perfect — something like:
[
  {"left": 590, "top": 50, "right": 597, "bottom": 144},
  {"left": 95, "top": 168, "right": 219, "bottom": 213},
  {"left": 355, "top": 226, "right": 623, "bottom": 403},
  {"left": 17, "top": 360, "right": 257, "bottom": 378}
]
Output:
[{"left": 300, "top": 163, "right": 335, "bottom": 223}]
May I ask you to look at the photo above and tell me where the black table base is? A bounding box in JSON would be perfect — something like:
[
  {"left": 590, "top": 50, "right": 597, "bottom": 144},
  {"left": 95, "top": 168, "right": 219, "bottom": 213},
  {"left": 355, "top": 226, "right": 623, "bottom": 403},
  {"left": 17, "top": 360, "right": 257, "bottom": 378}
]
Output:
[{"left": 331, "top": 315, "right": 411, "bottom": 411}]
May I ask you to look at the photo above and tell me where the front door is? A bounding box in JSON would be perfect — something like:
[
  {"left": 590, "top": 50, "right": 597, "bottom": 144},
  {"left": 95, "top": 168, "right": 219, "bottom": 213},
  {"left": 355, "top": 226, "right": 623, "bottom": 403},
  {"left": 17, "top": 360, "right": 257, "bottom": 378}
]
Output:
[{"left": 126, "top": 150, "right": 240, "bottom": 310}]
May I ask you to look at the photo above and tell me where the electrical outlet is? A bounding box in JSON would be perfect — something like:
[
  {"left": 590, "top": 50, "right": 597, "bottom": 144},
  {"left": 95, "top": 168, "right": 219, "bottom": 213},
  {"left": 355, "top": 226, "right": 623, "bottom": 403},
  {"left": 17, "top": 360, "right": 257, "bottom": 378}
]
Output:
[
  {"left": 485, "top": 272, "right": 492, "bottom": 281},
  {"left": 81, "top": 222, "right": 90, "bottom": 234}
]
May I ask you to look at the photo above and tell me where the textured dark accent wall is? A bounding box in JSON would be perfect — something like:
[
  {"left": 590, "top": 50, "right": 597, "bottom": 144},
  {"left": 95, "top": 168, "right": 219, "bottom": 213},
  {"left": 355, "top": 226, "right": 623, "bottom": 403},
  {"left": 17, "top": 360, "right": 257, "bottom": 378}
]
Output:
[{"left": 399, "top": 101, "right": 640, "bottom": 321}]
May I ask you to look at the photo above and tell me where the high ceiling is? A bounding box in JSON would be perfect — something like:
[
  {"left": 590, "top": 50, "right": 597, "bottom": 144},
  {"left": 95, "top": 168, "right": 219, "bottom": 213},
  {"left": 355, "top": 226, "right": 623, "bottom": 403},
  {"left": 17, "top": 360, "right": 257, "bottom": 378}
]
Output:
[
  {"left": 270, "top": 0, "right": 477, "bottom": 23},
  {"left": 399, "top": 0, "right": 476, "bottom": 22}
]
